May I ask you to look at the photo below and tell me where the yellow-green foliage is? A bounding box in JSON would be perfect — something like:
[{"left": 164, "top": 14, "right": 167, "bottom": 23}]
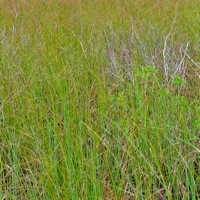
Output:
[{"left": 0, "top": 0, "right": 199, "bottom": 199}]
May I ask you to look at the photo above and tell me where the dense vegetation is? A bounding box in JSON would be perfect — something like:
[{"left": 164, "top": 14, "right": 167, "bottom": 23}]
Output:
[{"left": 0, "top": 0, "right": 199, "bottom": 199}]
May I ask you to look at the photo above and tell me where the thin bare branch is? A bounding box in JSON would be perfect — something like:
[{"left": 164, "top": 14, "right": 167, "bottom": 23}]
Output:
[
  {"left": 172, "top": 42, "right": 189, "bottom": 78},
  {"left": 163, "top": 10, "right": 178, "bottom": 82}
]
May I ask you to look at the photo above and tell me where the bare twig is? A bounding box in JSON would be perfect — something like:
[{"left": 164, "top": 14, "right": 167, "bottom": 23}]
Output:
[
  {"left": 172, "top": 42, "right": 189, "bottom": 78},
  {"left": 185, "top": 52, "right": 200, "bottom": 69},
  {"left": 163, "top": 11, "right": 177, "bottom": 82}
]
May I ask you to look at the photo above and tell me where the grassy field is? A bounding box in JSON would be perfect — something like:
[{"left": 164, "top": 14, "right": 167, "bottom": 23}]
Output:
[{"left": 0, "top": 0, "right": 199, "bottom": 199}]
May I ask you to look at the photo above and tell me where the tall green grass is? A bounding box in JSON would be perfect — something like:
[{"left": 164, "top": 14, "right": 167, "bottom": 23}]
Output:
[{"left": 0, "top": 0, "right": 199, "bottom": 199}]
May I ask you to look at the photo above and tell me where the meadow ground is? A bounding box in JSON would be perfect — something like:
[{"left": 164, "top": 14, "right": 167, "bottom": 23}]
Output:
[{"left": 0, "top": 0, "right": 200, "bottom": 199}]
